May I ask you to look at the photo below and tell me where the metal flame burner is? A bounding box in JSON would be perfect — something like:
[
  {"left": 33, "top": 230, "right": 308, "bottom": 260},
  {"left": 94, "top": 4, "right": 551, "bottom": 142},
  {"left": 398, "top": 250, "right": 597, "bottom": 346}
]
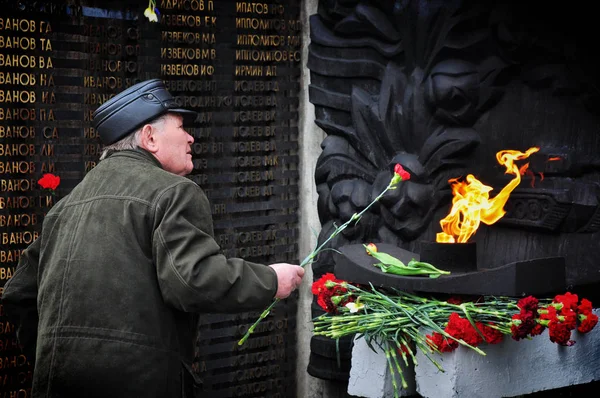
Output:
[{"left": 419, "top": 241, "right": 477, "bottom": 273}]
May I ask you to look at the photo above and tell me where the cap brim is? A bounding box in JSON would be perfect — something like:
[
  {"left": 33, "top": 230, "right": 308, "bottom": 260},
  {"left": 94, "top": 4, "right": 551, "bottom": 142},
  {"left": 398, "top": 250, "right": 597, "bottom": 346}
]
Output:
[{"left": 168, "top": 108, "right": 197, "bottom": 123}]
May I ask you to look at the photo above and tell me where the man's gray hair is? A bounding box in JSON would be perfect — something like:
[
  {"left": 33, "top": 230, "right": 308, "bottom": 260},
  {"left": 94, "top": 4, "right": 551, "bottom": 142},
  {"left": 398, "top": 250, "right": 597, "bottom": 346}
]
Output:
[{"left": 99, "top": 114, "right": 168, "bottom": 160}]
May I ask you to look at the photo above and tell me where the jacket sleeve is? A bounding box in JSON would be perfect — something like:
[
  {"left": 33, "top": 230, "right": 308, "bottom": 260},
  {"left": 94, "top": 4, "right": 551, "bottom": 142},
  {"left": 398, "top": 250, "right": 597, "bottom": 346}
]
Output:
[
  {"left": 152, "top": 181, "right": 278, "bottom": 313},
  {"left": 1, "top": 238, "right": 40, "bottom": 359}
]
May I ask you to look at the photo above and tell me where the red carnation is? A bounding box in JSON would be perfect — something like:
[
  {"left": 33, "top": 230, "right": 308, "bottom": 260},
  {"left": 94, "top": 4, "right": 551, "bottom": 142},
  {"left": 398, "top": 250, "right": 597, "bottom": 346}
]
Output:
[
  {"left": 317, "top": 286, "right": 352, "bottom": 313},
  {"left": 311, "top": 273, "right": 337, "bottom": 295},
  {"left": 539, "top": 305, "right": 558, "bottom": 321},
  {"left": 578, "top": 313, "right": 598, "bottom": 333},
  {"left": 312, "top": 273, "right": 353, "bottom": 313},
  {"left": 548, "top": 320, "right": 574, "bottom": 346},
  {"left": 426, "top": 332, "right": 458, "bottom": 353},
  {"left": 476, "top": 322, "right": 504, "bottom": 344},
  {"left": 560, "top": 310, "right": 578, "bottom": 330},
  {"left": 554, "top": 292, "right": 578, "bottom": 311},
  {"left": 394, "top": 164, "right": 411, "bottom": 181},
  {"left": 529, "top": 323, "right": 545, "bottom": 337},
  {"left": 38, "top": 173, "right": 60, "bottom": 190},
  {"left": 517, "top": 296, "right": 539, "bottom": 313},
  {"left": 461, "top": 320, "right": 483, "bottom": 346},
  {"left": 577, "top": 299, "right": 593, "bottom": 315},
  {"left": 511, "top": 312, "right": 536, "bottom": 341}
]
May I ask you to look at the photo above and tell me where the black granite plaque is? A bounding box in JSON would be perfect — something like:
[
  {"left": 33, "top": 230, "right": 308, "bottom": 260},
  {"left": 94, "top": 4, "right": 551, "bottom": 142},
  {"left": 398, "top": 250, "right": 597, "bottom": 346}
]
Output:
[{"left": 0, "top": 0, "right": 301, "bottom": 396}]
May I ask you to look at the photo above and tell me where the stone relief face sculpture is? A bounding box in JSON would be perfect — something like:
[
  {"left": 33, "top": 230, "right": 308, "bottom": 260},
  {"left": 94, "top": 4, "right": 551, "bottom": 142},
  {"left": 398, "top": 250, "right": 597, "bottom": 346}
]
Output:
[{"left": 308, "top": 0, "right": 600, "bottom": 380}]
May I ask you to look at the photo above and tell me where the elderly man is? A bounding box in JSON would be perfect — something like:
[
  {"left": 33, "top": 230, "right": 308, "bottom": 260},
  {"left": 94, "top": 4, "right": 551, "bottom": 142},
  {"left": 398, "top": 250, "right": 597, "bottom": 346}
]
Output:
[{"left": 2, "top": 79, "right": 304, "bottom": 398}]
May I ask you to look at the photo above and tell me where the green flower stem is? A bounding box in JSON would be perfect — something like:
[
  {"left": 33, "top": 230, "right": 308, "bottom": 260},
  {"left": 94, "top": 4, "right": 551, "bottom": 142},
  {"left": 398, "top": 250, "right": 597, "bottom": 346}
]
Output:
[
  {"left": 238, "top": 179, "right": 401, "bottom": 345},
  {"left": 385, "top": 347, "right": 400, "bottom": 398},
  {"left": 237, "top": 299, "right": 278, "bottom": 345},
  {"left": 389, "top": 343, "right": 408, "bottom": 390}
]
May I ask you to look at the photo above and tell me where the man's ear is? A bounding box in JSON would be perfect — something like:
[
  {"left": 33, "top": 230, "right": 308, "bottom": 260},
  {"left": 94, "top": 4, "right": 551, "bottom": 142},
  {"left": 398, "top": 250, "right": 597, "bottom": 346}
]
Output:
[{"left": 138, "top": 124, "right": 158, "bottom": 154}]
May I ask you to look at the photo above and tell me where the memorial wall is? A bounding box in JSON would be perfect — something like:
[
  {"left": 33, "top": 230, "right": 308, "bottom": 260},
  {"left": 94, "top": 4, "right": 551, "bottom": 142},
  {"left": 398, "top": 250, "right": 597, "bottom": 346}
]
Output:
[{"left": 0, "top": 0, "right": 301, "bottom": 396}]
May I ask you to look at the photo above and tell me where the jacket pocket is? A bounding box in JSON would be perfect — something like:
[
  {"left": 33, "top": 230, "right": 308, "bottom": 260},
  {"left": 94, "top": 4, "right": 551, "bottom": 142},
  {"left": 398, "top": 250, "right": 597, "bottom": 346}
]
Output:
[{"left": 181, "top": 360, "right": 203, "bottom": 398}]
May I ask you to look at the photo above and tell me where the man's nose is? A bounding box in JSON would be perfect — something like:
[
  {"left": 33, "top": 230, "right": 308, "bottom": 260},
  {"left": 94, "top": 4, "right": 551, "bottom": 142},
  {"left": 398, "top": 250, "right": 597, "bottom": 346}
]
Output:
[{"left": 186, "top": 132, "right": 194, "bottom": 144}]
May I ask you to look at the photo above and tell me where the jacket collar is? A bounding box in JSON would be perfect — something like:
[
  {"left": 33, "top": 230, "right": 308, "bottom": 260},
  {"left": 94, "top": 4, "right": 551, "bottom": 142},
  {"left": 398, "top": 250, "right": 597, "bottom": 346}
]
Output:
[{"left": 105, "top": 147, "right": 164, "bottom": 170}]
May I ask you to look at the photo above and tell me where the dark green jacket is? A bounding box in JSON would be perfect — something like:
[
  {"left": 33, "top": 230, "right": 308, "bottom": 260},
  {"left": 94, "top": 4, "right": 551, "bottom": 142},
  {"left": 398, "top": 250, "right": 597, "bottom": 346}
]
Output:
[{"left": 2, "top": 149, "right": 278, "bottom": 398}]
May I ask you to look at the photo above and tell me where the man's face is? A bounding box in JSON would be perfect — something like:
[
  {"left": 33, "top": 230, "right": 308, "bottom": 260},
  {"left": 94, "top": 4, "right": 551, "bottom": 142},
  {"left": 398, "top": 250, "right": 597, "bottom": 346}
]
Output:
[{"left": 152, "top": 113, "right": 194, "bottom": 176}]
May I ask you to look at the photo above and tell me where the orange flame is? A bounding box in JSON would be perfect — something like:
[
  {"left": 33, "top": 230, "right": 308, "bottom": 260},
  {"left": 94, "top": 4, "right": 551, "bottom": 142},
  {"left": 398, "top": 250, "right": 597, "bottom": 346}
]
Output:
[{"left": 436, "top": 147, "right": 540, "bottom": 243}]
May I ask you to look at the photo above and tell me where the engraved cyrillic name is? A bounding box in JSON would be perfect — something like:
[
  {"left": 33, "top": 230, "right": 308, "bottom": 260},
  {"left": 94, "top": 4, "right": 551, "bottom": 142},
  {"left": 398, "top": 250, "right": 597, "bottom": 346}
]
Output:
[
  {"left": 160, "top": 47, "right": 216, "bottom": 60},
  {"left": 235, "top": 2, "right": 283, "bottom": 14},
  {"left": 231, "top": 140, "right": 277, "bottom": 152},
  {"left": 161, "top": 15, "right": 216, "bottom": 27},
  {"left": 160, "top": 0, "right": 214, "bottom": 11},
  {"left": 160, "top": 63, "right": 214, "bottom": 76},
  {"left": 84, "top": 93, "right": 115, "bottom": 105},
  {"left": 0, "top": 108, "right": 36, "bottom": 121},
  {"left": 0, "top": 125, "right": 35, "bottom": 138},
  {"left": 0, "top": 90, "right": 35, "bottom": 103},
  {"left": 235, "top": 49, "right": 300, "bottom": 62},
  {"left": 0, "top": 161, "right": 35, "bottom": 174},
  {"left": 0, "top": 214, "right": 37, "bottom": 227},
  {"left": 191, "top": 142, "right": 224, "bottom": 155},
  {"left": 235, "top": 155, "right": 279, "bottom": 167},
  {"left": 0, "top": 267, "right": 15, "bottom": 280},
  {"left": 232, "top": 348, "right": 286, "bottom": 366},
  {"left": 161, "top": 31, "right": 215, "bottom": 44},
  {"left": 1, "top": 231, "right": 39, "bottom": 244},
  {"left": 88, "top": 59, "right": 140, "bottom": 73},
  {"left": 235, "top": 18, "right": 286, "bottom": 30},
  {"left": 234, "top": 185, "right": 274, "bottom": 198},
  {"left": 0, "top": 250, "right": 24, "bottom": 263},
  {"left": 0, "top": 54, "right": 53, "bottom": 68},
  {"left": 233, "top": 126, "right": 276, "bottom": 137},
  {"left": 0, "top": 18, "right": 51, "bottom": 33},
  {"left": 234, "top": 80, "right": 279, "bottom": 92},
  {"left": 0, "top": 72, "right": 37, "bottom": 85},
  {"left": 83, "top": 76, "right": 123, "bottom": 89},
  {"left": 176, "top": 96, "right": 231, "bottom": 108},
  {"left": 234, "top": 95, "right": 277, "bottom": 107},
  {"left": 83, "top": 24, "right": 136, "bottom": 39},
  {"left": 164, "top": 80, "right": 216, "bottom": 92},
  {"left": 236, "top": 34, "right": 286, "bottom": 46},
  {"left": 0, "top": 144, "right": 36, "bottom": 156},
  {"left": 233, "top": 379, "right": 283, "bottom": 398},
  {"left": 0, "top": 36, "right": 37, "bottom": 50},
  {"left": 235, "top": 364, "right": 281, "bottom": 381},
  {"left": 234, "top": 111, "right": 276, "bottom": 122},
  {"left": 234, "top": 333, "right": 285, "bottom": 350}
]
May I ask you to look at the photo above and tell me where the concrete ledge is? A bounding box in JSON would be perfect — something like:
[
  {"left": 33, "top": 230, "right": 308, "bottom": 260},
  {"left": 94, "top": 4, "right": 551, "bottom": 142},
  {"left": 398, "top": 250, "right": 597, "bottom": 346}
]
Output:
[
  {"left": 348, "top": 337, "right": 416, "bottom": 397},
  {"left": 415, "top": 309, "right": 600, "bottom": 398}
]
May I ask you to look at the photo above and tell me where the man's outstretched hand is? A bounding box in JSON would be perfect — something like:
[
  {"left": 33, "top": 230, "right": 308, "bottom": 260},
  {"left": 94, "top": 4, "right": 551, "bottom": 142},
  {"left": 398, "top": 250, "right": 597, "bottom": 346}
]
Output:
[{"left": 269, "top": 263, "right": 305, "bottom": 299}]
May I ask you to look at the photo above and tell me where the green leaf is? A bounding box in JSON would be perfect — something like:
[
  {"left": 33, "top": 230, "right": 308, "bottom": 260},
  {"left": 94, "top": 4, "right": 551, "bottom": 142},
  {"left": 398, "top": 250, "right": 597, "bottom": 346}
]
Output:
[
  {"left": 371, "top": 251, "right": 407, "bottom": 268},
  {"left": 408, "top": 259, "right": 451, "bottom": 274}
]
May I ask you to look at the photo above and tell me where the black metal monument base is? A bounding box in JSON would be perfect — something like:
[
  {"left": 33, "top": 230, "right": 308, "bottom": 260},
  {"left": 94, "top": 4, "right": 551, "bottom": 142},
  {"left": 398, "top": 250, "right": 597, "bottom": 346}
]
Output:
[{"left": 334, "top": 243, "right": 566, "bottom": 296}]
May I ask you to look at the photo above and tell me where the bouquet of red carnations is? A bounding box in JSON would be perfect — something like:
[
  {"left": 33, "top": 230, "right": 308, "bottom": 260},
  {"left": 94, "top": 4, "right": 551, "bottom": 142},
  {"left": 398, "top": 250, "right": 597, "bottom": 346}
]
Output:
[{"left": 312, "top": 273, "right": 598, "bottom": 396}]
